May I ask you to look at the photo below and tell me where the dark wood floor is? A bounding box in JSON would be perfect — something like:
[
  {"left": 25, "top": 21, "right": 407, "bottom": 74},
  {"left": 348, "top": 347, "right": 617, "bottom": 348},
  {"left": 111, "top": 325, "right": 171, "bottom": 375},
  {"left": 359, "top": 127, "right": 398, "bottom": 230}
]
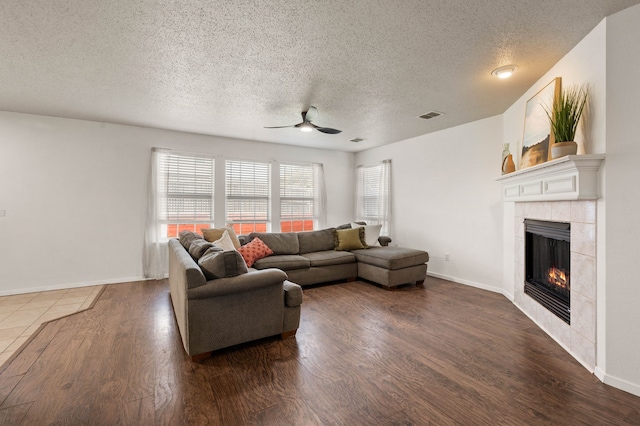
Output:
[{"left": 0, "top": 277, "right": 638, "bottom": 425}]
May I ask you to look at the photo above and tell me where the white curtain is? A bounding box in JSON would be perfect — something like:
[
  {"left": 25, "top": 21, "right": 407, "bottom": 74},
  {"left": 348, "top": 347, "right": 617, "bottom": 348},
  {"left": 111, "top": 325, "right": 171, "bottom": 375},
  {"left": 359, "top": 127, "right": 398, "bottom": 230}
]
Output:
[
  {"left": 356, "top": 159, "right": 391, "bottom": 236},
  {"left": 142, "top": 148, "right": 169, "bottom": 279},
  {"left": 378, "top": 159, "right": 391, "bottom": 236},
  {"left": 313, "top": 163, "right": 327, "bottom": 229},
  {"left": 355, "top": 165, "right": 365, "bottom": 225}
]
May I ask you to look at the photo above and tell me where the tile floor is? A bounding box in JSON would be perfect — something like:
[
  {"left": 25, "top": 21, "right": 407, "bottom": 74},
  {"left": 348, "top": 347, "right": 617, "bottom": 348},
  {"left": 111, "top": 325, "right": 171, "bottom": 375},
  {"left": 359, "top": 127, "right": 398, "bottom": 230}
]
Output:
[{"left": 0, "top": 285, "right": 104, "bottom": 367}]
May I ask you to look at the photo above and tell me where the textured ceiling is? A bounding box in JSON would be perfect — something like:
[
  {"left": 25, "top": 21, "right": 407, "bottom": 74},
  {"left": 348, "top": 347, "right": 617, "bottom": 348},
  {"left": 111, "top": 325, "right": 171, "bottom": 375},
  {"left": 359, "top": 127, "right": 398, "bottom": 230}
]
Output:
[{"left": 1, "top": 1, "right": 639, "bottom": 152}]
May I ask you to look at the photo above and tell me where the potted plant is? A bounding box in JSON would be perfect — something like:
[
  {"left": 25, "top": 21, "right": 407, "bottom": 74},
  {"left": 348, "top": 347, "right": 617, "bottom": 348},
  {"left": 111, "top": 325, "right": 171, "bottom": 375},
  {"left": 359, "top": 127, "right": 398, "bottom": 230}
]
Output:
[{"left": 544, "top": 84, "right": 588, "bottom": 159}]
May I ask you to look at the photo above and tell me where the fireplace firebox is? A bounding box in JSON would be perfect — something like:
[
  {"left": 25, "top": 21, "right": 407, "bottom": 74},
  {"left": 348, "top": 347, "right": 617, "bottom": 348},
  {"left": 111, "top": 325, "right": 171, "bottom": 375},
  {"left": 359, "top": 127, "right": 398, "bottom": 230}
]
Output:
[{"left": 524, "top": 219, "right": 571, "bottom": 324}]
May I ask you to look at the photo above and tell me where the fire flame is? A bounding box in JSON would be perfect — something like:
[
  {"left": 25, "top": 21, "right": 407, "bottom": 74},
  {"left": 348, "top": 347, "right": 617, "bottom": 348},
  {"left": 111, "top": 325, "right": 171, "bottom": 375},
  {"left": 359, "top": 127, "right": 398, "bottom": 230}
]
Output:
[{"left": 548, "top": 267, "right": 568, "bottom": 289}]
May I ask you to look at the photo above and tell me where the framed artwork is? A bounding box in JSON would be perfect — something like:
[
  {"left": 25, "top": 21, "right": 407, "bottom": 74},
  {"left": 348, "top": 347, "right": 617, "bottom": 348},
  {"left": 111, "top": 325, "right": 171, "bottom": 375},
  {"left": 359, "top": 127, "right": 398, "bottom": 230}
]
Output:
[{"left": 520, "top": 77, "right": 561, "bottom": 169}]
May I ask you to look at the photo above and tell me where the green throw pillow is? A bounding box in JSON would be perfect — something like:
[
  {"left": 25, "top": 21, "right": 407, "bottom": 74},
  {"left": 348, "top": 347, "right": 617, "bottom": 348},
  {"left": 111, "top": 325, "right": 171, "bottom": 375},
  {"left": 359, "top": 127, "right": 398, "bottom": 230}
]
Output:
[{"left": 334, "top": 227, "right": 367, "bottom": 251}]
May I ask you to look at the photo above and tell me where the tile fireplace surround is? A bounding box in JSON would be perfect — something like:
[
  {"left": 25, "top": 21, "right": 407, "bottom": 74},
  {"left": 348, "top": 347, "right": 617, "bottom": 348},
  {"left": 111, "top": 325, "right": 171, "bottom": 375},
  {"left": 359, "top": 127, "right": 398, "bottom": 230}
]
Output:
[
  {"left": 515, "top": 200, "right": 596, "bottom": 370},
  {"left": 497, "top": 155, "right": 605, "bottom": 372}
]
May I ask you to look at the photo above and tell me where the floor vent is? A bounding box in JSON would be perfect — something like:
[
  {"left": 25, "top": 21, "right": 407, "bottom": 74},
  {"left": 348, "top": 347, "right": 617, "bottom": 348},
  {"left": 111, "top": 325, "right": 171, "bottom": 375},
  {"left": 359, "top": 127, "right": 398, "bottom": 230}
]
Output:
[{"left": 419, "top": 111, "right": 443, "bottom": 120}]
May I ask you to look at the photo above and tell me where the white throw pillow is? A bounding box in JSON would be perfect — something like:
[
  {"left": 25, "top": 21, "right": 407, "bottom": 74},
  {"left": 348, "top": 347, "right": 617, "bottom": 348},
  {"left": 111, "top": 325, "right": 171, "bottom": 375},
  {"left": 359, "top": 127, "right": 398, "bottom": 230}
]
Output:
[
  {"left": 213, "top": 230, "right": 237, "bottom": 251},
  {"left": 351, "top": 222, "right": 383, "bottom": 247}
]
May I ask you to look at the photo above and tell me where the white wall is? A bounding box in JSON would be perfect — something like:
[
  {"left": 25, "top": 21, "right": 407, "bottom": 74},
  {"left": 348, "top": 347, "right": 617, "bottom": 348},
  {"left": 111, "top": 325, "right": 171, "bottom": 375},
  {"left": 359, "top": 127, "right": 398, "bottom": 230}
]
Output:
[
  {"left": 603, "top": 3, "right": 640, "bottom": 395},
  {"left": 0, "top": 112, "right": 355, "bottom": 295},
  {"left": 355, "top": 115, "right": 504, "bottom": 292}
]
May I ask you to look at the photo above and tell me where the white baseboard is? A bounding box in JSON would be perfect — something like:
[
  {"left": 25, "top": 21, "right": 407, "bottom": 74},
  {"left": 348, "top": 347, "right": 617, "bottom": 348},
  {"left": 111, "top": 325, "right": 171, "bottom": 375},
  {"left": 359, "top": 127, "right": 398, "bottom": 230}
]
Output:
[
  {"left": 594, "top": 366, "right": 606, "bottom": 381},
  {"left": 0, "top": 276, "right": 155, "bottom": 296},
  {"left": 596, "top": 368, "right": 640, "bottom": 398},
  {"left": 427, "top": 271, "right": 502, "bottom": 294}
]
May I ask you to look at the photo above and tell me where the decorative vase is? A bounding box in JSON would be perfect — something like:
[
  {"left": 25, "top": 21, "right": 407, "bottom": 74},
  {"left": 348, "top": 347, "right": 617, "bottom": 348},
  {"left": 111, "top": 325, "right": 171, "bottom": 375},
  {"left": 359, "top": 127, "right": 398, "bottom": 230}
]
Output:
[
  {"left": 551, "top": 141, "right": 578, "bottom": 159},
  {"left": 502, "top": 154, "right": 516, "bottom": 174},
  {"left": 501, "top": 144, "right": 515, "bottom": 174},
  {"left": 501, "top": 143, "right": 510, "bottom": 161}
]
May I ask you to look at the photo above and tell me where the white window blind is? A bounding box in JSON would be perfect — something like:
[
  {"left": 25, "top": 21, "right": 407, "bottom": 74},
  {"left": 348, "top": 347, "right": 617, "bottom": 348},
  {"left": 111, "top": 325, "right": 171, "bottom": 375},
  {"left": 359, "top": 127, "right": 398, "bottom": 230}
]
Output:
[
  {"left": 280, "top": 162, "right": 315, "bottom": 232},
  {"left": 225, "top": 159, "right": 270, "bottom": 233},
  {"left": 356, "top": 160, "right": 391, "bottom": 235},
  {"left": 157, "top": 152, "right": 214, "bottom": 237}
]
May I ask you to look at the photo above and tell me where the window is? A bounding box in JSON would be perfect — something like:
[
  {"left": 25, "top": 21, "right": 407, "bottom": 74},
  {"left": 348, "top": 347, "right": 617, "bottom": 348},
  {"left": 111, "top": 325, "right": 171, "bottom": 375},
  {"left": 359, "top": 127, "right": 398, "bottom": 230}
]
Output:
[
  {"left": 356, "top": 160, "right": 391, "bottom": 235},
  {"left": 280, "top": 163, "right": 315, "bottom": 232},
  {"left": 157, "top": 151, "right": 214, "bottom": 238},
  {"left": 225, "top": 159, "right": 270, "bottom": 234},
  {"left": 145, "top": 151, "right": 325, "bottom": 278}
]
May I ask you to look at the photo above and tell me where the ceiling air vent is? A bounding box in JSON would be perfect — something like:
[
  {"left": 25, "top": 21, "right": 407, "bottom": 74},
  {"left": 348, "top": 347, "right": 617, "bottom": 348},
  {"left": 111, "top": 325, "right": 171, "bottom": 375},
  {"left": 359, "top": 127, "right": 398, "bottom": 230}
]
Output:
[
  {"left": 419, "top": 111, "right": 443, "bottom": 120},
  {"left": 350, "top": 138, "right": 364, "bottom": 143}
]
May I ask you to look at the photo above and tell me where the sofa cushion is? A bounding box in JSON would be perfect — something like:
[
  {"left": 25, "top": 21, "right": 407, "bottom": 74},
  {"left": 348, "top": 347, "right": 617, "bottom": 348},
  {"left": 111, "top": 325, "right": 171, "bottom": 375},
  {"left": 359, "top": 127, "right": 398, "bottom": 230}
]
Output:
[
  {"left": 334, "top": 227, "right": 367, "bottom": 251},
  {"left": 301, "top": 250, "right": 356, "bottom": 267},
  {"left": 201, "top": 226, "right": 241, "bottom": 249},
  {"left": 179, "top": 230, "right": 203, "bottom": 250},
  {"left": 298, "top": 228, "right": 336, "bottom": 254},
  {"left": 351, "top": 223, "right": 383, "bottom": 247},
  {"left": 352, "top": 246, "right": 429, "bottom": 270},
  {"left": 253, "top": 255, "right": 310, "bottom": 271},
  {"left": 237, "top": 237, "right": 273, "bottom": 267},
  {"left": 212, "top": 230, "right": 236, "bottom": 251},
  {"left": 198, "top": 247, "right": 248, "bottom": 279},
  {"left": 188, "top": 239, "right": 216, "bottom": 260},
  {"left": 249, "top": 232, "right": 299, "bottom": 255}
]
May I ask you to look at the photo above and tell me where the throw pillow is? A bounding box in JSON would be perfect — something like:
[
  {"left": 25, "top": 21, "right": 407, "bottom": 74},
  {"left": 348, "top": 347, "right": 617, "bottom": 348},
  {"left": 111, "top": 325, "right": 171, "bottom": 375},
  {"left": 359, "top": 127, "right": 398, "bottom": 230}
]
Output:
[
  {"left": 179, "top": 230, "right": 203, "bottom": 250},
  {"left": 198, "top": 247, "right": 248, "bottom": 279},
  {"left": 188, "top": 239, "right": 215, "bottom": 260},
  {"left": 351, "top": 222, "right": 383, "bottom": 247},
  {"left": 237, "top": 237, "right": 274, "bottom": 267},
  {"left": 201, "top": 226, "right": 241, "bottom": 249},
  {"left": 334, "top": 227, "right": 367, "bottom": 251},
  {"left": 213, "top": 230, "right": 236, "bottom": 252}
]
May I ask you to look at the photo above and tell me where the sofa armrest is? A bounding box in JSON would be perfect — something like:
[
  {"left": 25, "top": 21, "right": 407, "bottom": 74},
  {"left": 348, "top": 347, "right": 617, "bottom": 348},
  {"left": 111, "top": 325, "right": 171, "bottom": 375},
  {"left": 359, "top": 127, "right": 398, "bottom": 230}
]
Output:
[
  {"left": 187, "top": 268, "right": 288, "bottom": 300},
  {"left": 283, "top": 281, "right": 303, "bottom": 307},
  {"left": 378, "top": 236, "right": 392, "bottom": 246}
]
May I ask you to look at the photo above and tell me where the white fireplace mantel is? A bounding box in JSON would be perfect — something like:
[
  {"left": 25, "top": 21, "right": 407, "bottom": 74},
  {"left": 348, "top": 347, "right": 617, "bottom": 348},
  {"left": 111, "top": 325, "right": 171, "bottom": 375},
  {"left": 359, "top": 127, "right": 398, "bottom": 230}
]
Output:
[{"left": 496, "top": 154, "right": 605, "bottom": 202}]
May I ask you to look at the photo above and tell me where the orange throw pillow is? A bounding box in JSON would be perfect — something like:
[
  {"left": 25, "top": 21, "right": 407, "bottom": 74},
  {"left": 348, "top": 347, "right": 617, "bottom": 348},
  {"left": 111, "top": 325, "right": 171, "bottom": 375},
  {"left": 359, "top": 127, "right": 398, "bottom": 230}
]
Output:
[{"left": 237, "top": 237, "right": 274, "bottom": 267}]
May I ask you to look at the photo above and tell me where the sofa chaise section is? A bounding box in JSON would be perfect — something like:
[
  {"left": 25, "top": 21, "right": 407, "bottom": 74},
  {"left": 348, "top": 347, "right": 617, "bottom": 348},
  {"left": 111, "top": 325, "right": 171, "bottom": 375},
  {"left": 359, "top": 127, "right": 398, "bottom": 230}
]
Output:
[{"left": 353, "top": 246, "right": 429, "bottom": 289}]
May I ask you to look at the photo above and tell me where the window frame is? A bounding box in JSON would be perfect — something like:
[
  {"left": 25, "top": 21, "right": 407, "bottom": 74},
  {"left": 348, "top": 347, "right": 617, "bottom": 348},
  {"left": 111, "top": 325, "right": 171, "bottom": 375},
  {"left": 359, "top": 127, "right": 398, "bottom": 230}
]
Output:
[
  {"left": 356, "top": 160, "right": 391, "bottom": 236},
  {"left": 156, "top": 150, "right": 215, "bottom": 240},
  {"left": 224, "top": 158, "right": 272, "bottom": 234},
  {"left": 279, "top": 161, "right": 317, "bottom": 232}
]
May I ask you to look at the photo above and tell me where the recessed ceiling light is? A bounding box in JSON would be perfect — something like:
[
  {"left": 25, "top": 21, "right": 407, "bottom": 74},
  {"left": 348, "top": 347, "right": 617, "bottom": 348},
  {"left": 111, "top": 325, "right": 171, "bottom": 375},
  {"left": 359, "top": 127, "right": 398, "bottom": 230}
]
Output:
[{"left": 491, "top": 65, "right": 518, "bottom": 79}]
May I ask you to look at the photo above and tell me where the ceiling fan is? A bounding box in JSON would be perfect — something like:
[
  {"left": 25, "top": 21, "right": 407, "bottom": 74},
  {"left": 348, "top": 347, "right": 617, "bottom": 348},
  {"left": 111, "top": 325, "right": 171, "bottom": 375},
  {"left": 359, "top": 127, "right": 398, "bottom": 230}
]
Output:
[{"left": 264, "top": 106, "right": 342, "bottom": 134}]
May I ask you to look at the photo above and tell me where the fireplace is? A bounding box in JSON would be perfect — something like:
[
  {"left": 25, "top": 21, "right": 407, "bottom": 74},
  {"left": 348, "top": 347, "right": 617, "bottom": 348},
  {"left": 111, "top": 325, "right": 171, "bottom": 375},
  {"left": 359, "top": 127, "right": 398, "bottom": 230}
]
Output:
[{"left": 524, "top": 219, "right": 571, "bottom": 324}]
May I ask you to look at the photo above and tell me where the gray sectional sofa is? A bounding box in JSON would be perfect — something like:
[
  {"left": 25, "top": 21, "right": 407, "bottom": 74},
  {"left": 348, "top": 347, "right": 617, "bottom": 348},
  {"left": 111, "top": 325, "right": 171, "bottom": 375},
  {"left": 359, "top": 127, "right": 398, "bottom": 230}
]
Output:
[{"left": 167, "top": 225, "right": 428, "bottom": 361}]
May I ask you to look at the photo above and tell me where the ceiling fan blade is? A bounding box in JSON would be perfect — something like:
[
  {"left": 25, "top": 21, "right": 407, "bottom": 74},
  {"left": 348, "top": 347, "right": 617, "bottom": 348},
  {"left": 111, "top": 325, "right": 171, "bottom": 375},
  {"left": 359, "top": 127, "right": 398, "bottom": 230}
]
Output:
[
  {"left": 264, "top": 124, "right": 299, "bottom": 129},
  {"left": 316, "top": 127, "right": 342, "bottom": 134},
  {"left": 304, "top": 106, "right": 318, "bottom": 123}
]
